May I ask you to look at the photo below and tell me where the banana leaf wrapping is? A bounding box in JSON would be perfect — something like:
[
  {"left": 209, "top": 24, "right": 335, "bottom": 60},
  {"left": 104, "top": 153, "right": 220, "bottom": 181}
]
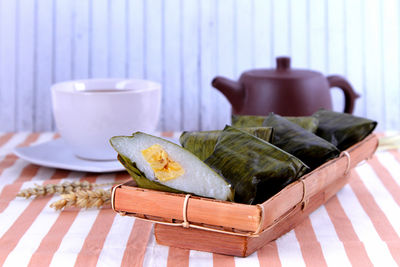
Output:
[
  {"left": 204, "top": 126, "right": 308, "bottom": 204},
  {"left": 285, "top": 116, "right": 319, "bottom": 133},
  {"left": 232, "top": 115, "right": 319, "bottom": 132},
  {"left": 231, "top": 115, "right": 265, "bottom": 128},
  {"left": 180, "top": 127, "right": 274, "bottom": 161},
  {"left": 313, "top": 110, "right": 377, "bottom": 151},
  {"left": 262, "top": 113, "right": 340, "bottom": 170}
]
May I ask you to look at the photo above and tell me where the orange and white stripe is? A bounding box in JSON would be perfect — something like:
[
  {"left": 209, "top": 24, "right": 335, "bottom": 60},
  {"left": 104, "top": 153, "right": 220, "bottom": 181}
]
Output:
[
  {"left": 0, "top": 133, "right": 30, "bottom": 157},
  {"left": 3, "top": 172, "right": 86, "bottom": 267},
  {"left": 0, "top": 169, "right": 73, "bottom": 265},
  {"left": 0, "top": 132, "right": 399, "bottom": 266},
  {"left": 0, "top": 133, "right": 56, "bottom": 213}
]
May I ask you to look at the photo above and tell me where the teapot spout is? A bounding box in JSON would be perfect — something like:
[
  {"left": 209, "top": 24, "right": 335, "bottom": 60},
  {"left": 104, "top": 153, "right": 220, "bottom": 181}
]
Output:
[{"left": 212, "top": 76, "right": 245, "bottom": 113}]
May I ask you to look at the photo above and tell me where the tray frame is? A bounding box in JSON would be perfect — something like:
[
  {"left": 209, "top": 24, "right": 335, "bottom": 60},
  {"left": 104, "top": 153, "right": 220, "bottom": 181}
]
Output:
[{"left": 112, "top": 134, "right": 378, "bottom": 256}]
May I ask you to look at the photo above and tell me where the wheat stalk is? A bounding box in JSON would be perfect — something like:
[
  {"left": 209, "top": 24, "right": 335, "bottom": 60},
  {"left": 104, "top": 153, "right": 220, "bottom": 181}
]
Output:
[
  {"left": 17, "top": 181, "right": 118, "bottom": 211},
  {"left": 17, "top": 181, "right": 114, "bottom": 199},
  {"left": 50, "top": 189, "right": 111, "bottom": 211}
]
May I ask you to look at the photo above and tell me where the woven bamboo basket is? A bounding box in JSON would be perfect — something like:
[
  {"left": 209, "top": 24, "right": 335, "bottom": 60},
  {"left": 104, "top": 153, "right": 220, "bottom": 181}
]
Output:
[{"left": 111, "top": 134, "right": 378, "bottom": 257}]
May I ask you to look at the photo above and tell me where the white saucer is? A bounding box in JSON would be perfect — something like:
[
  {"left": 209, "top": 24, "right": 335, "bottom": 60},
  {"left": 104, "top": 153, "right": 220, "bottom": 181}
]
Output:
[{"left": 14, "top": 139, "right": 125, "bottom": 173}]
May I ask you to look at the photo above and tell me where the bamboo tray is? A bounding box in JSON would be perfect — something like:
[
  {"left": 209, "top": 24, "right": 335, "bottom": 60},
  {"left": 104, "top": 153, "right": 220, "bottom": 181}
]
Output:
[{"left": 111, "top": 134, "right": 378, "bottom": 257}]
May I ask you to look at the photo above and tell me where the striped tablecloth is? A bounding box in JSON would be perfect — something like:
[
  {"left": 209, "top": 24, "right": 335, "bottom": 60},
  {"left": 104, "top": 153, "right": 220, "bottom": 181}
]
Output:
[{"left": 0, "top": 132, "right": 399, "bottom": 267}]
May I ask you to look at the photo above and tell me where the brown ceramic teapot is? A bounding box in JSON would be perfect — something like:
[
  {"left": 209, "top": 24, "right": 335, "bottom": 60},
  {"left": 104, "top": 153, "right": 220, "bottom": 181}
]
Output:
[{"left": 212, "top": 57, "right": 360, "bottom": 116}]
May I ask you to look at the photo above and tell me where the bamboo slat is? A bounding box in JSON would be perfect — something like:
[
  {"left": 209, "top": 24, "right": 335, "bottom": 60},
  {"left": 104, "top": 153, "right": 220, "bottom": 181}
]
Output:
[{"left": 114, "top": 183, "right": 261, "bottom": 232}]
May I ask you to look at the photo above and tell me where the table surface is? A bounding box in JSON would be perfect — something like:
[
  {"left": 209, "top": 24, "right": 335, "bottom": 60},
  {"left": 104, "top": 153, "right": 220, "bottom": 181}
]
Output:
[{"left": 0, "top": 132, "right": 399, "bottom": 267}]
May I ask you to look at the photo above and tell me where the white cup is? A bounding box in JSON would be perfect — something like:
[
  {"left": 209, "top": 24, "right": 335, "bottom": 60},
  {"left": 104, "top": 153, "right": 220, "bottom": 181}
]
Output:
[{"left": 51, "top": 79, "right": 161, "bottom": 160}]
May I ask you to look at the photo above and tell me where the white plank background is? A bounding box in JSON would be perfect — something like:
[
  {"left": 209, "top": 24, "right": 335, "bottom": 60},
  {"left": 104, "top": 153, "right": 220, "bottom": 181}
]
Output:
[{"left": 0, "top": 0, "right": 399, "bottom": 132}]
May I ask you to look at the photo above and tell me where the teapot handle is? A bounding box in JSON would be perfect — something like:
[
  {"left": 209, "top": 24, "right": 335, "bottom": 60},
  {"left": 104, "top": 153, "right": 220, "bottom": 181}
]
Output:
[{"left": 327, "top": 75, "right": 360, "bottom": 114}]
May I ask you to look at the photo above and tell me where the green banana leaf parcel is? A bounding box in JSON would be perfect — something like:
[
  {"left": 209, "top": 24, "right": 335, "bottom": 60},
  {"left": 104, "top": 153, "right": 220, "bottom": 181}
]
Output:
[
  {"left": 313, "top": 110, "right": 377, "bottom": 151},
  {"left": 111, "top": 133, "right": 234, "bottom": 201},
  {"left": 232, "top": 115, "right": 319, "bottom": 133},
  {"left": 180, "top": 127, "right": 274, "bottom": 161},
  {"left": 231, "top": 115, "right": 266, "bottom": 128},
  {"left": 204, "top": 126, "right": 308, "bottom": 204},
  {"left": 262, "top": 113, "right": 340, "bottom": 170}
]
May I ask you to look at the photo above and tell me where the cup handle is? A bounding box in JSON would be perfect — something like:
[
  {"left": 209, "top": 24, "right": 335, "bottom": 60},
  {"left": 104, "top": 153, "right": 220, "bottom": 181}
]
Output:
[{"left": 327, "top": 75, "right": 360, "bottom": 114}]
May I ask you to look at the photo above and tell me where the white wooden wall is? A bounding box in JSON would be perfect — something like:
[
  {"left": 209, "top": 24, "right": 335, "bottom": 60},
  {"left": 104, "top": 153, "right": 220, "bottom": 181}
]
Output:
[{"left": 0, "top": 0, "right": 399, "bottom": 132}]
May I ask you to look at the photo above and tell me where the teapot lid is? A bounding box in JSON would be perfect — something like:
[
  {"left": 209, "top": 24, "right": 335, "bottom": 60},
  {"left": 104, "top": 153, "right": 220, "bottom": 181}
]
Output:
[{"left": 244, "top": 57, "right": 323, "bottom": 79}]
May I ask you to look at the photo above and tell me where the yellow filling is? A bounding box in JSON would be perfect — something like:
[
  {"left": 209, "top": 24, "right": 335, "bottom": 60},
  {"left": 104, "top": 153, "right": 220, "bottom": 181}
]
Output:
[{"left": 141, "top": 144, "right": 185, "bottom": 182}]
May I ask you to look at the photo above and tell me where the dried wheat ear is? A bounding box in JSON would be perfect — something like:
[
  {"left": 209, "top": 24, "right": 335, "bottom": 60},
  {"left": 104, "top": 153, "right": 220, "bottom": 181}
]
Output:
[
  {"left": 17, "top": 181, "right": 113, "bottom": 198},
  {"left": 50, "top": 189, "right": 111, "bottom": 211},
  {"left": 17, "top": 181, "right": 115, "bottom": 211}
]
